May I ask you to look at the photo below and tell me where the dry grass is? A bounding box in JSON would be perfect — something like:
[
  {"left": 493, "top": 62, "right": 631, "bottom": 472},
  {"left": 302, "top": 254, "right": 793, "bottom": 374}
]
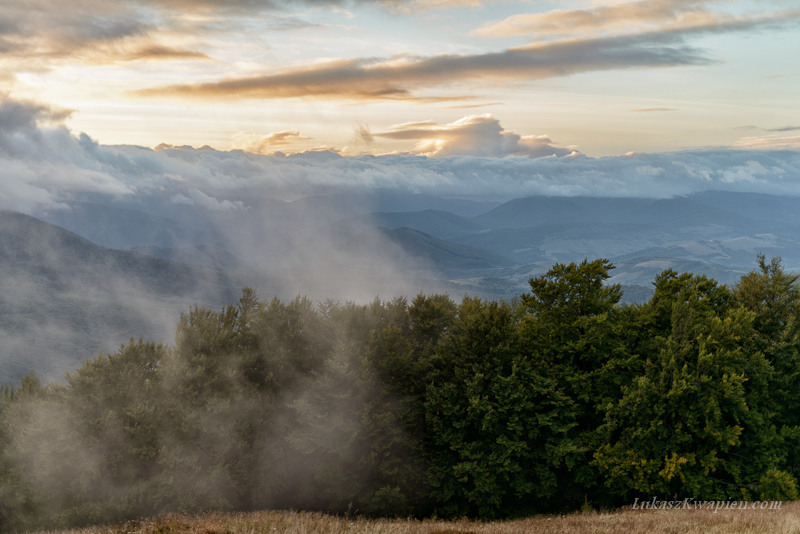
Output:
[{"left": 34, "top": 502, "right": 800, "bottom": 534}]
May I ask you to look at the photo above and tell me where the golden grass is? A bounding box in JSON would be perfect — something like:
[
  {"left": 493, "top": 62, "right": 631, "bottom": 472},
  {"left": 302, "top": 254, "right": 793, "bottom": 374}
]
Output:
[{"left": 34, "top": 502, "right": 800, "bottom": 534}]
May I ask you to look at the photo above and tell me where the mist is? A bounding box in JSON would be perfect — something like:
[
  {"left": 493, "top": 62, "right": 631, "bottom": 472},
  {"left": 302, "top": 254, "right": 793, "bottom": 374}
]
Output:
[
  {"left": 2, "top": 94, "right": 800, "bottom": 383},
  {"left": 2, "top": 97, "right": 800, "bottom": 220},
  {"left": 0, "top": 291, "right": 448, "bottom": 529}
]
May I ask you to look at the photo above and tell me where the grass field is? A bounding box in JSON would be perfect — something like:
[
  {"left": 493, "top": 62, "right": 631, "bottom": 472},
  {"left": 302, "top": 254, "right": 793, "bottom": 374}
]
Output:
[{"left": 33, "top": 502, "right": 800, "bottom": 534}]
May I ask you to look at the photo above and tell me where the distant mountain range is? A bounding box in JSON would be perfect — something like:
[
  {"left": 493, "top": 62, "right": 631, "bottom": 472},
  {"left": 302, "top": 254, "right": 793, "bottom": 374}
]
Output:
[
  {"left": 318, "top": 191, "right": 800, "bottom": 287},
  {"left": 3, "top": 189, "right": 799, "bottom": 384}
]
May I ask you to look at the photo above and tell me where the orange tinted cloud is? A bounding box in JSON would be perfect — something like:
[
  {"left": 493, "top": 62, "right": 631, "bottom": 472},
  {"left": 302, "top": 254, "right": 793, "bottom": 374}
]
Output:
[
  {"left": 134, "top": 29, "right": 723, "bottom": 102},
  {"left": 374, "top": 114, "right": 574, "bottom": 158},
  {"left": 231, "top": 131, "right": 312, "bottom": 154},
  {"left": 733, "top": 136, "right": 800, "bottom": 150},
  {"left": 0, "top": 1, "right": 211, "bottom": 67},
  {"left": 473, "top": 0, "right": 738, "bottom": 39},
  {"left": 143, "top": 0, "right": 493, "bottom": 13}
]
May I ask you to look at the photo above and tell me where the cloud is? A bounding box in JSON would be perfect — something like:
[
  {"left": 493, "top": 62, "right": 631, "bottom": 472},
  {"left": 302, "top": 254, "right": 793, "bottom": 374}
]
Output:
[
  {"left": 471, "top": 0, "right": 792, "bottom": 39},
  {"left": 628, "top": 107, "right": 677, "bottom": 112},
  {"left": 374, "top": 114, "right": 574, "bottom": 158},
  {"left": 133, "top": 3, "right": 800, "bottom": 103},
  {"left": 110, "top": 44, "right": 211, "bottom": 62},
  {"left": 2, "top": 96, "right": 799, "bottom": 217},
  {"left": 170, "top": 188, "right": 246, "bottom": 210},
  {"left": 143, "top": 0, "right": 494, "bottom": 13},
  {"left": 733, "top": 136, "right": 800, "bottom": 150},
  {"left": 506, "top": 134, "right": 577, "bottom": 159},
  {"left": 0, "top": 99, "right": 134, "bottom": 212},
  {"left": 0, "top": 0, "right": 493, "bottom": 74},
  {"left": 134, "top": 30, "right": 721, "bottom": 102},
  {"left": 0, "top": 1, "right": 213, "bottom": 71},
  {"left": 376, "top": 115, "right": 504, "bottom": 157},
  {"left": 766, "top": 125, "right": 800, "bottom": 132},
  {"left": 446, "top": 102, "right": 504, "bottom": 109},
  {"left": 0, "top": 98, "right": 73, "bottom": 157},
  {"left": 231, "top": 131, "right": 312, "bottom": 154},
  {"left": 351, "top": 121, "right": 375, "bottom": 146},
  {"left": 371, "top": 0, "right": 495, "bottom": 13},
  {"left": 6, "top": 0, "right": 794, "bottom": 104}
]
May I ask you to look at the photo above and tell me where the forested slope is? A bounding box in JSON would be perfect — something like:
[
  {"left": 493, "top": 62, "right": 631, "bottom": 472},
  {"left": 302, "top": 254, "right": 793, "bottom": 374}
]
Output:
[
  {"left": 1, "top": 256, "right": 799, "bottom": 532},
  {"left": 0, "top": 211, "right": 518, "bottom": 384}
]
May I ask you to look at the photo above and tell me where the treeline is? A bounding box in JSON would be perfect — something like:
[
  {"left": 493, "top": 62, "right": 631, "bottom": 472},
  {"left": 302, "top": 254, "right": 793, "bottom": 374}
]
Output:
[{"left": 2, "top": 255, "right": 800, "bottom": 530}]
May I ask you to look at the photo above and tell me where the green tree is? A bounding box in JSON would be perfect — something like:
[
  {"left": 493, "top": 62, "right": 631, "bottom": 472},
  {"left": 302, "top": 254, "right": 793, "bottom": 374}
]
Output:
[
  {"left": 595, "top": 272, "right": 790, "bottom": 500},
  {"left": 733, "top": 255, "right": 800, "bottom": 427},
  {"left": 0, "top": 372, "right": 45, "bottom": 533},
  {"left": 733, "top": 255, "right": 800, "bottom": 494},
  {"left": 519, "top": 259, "right": 642, "bottom": 508},
  {"left": 425, "top": 298, "right": 579, "bottom": 518}
]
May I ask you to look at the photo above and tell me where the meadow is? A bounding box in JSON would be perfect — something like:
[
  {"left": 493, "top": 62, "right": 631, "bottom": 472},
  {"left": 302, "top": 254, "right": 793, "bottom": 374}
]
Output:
[{"left": 33, "top": 504, "right": 800, "bottom": 534}]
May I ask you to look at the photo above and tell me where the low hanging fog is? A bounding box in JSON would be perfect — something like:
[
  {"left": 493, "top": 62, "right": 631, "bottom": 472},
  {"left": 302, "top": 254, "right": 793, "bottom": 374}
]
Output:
[{"left": 1, "top": 95, "right": 800, "bottom": 385}]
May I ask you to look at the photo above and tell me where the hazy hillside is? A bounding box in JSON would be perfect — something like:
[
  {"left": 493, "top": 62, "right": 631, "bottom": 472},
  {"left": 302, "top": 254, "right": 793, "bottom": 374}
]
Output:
[
  {"left": 40, "top": 202, "right": 223, "bottom": 251},
  {"left": 289, "top": 191, "right": 501, "bottom": 219},
  {"left": 9, "top": 190, "right": 800, "bottom": 383},
  {"left": 325, "top": 209, "right": 490, "bottom": 240},
  {"left": 340, "top": 227, "right": 517, "bottom": 276},
  {"left": 39, "top": 194, "right": 500, "bottom": 261},
  {"left": 320, "top": 191, "right": 800, "bottom": 287},
  {"left": 132, "top": 244, "right": 254, "bottom": 270},
  {"left": 0, "top": 211, "right": 248, "bottom": 383},
  {"left": 0, "top": 212, "right": 518, "bottom": 384},
  {"left": 475, "top": 196, "right": 652, "bottom": 228}
]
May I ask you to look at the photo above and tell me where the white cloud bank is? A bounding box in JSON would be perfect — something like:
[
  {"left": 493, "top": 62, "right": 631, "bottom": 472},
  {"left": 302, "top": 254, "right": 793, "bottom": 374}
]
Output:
[
  {"left": 1, "top": 97, "right": 799, "bottom": 216},
  {"left": 374, "top": 114, "right": 576, "bottom": 158}
]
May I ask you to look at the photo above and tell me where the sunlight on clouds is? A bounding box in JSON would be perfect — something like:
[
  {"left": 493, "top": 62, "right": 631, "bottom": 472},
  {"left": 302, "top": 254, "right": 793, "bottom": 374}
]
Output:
[
  {"left": 374, "top": 114, "right": 574, "bottom": 158},
  {"left": 473, "top": 0, "right": 735, "bottom": 39},
  {"left": 1, "top": 0, "right": 797, "bottom": 157},
  {"left": 231, "top": 131, "right": 313, "bottom": 154},
  {"left": 734, "top": 136, "right": 800, "bottom": 150},
  {"left": 132, "top": 32, "right": 722, "bottom": 102},
  {"left": 375, "top": 0, "right": 497, "bottom": 13},
  {"left": 2, "top": 93, "right": 799, "bottom": 214}
]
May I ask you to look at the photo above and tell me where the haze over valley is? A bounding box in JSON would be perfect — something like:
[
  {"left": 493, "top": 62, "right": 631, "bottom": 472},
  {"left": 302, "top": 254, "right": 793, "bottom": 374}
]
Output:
[
  {"left": 5, "top": 182, "right": 800, "bottom": 383},
  {"left": 0, "top": 0, "right": 798, "bottom": 392},
  {"left": 3, "top": 0, "right": 800, "bottom": 529}
]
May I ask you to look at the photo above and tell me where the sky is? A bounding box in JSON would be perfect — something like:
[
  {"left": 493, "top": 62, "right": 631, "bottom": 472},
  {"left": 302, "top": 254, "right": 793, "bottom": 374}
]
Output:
[
  {"left": 1, "top": 0, "right": 800, "bottom": 211},
  {"left": 2, "top": 0, "right": 798, "bottom": 157}
]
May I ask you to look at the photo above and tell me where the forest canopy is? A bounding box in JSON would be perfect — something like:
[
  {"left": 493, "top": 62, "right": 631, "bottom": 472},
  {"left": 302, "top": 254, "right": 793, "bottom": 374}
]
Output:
[{"left": 2, "top": 256, "right": 799, "bottom": 531}]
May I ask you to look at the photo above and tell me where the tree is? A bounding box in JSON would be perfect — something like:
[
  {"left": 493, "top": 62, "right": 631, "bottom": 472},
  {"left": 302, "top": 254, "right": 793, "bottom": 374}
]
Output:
[
  {"left": 733, "top": 255, "right": 800, "bottom": 491},
  {"left": 733, "top": 255, "right": 800, "bottom": 427},
  {"left": 595, "top": 272, "right": 793, "bottom": 501},
  {"left": 519, "top": 259, "right": 641, "bottom": 508},
  {"left": 425, "top": 298, "right": 579, "bottom": 518},
  {"left": 0, "top": 372, "right": 45, "bottom": 533}
]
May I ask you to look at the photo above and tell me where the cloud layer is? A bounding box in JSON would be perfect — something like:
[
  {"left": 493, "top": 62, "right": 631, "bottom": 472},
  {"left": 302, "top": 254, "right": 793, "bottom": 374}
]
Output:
[
  {"left": 2, "top": 96, "right": 799, "bottom": 217},
  {"left": 133, "top": 32, "right": 720, "bottom": 101},
  {"left": 375, "top": 115, "right": 575, "bottom": 158},
  {"left": 472, "top": 0, "right": 757, "bottom": 39},
  {"left": 0, "top": 0, "right": 495, "bottom": 73},
  {"left": 126, "top": 1, "right": 799, "bottom": 103}
]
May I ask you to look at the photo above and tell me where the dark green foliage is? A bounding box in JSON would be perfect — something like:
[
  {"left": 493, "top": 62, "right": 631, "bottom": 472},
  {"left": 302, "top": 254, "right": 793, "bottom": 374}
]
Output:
[
  {"left": 596, "top": 268, "right": 797, "bottom": 503},
  {"left": 519, "top": 259, "right": 642, "bottom": 508},
  {"left": 2, "top": 256, "right": 800, "bottom": 530},
  {"left": 425, "top": 298, "right": 579, "bottom": 518}
]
